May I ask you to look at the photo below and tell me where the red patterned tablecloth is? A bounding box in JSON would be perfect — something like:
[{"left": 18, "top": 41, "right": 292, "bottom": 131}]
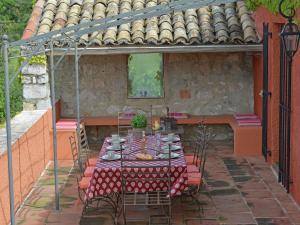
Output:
[{"left": 85, "top": 136, "right": 188, "bottom": 200}]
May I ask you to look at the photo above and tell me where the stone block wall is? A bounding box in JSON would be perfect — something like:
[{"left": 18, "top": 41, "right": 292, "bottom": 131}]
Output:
[
  {"left": 22, "top": 64, "right": 50, "bottom": 110},
  {"left": 55, "top": 52, "right": 254, "bottom": 117}
]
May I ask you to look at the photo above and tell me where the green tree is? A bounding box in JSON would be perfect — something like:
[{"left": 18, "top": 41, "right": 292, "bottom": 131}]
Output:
[
  {"left": 246, "top": 0, "right": 300, "bottom": 14},
  {"left": 0, "top": 0, "right": 33, "bottom": 124}
]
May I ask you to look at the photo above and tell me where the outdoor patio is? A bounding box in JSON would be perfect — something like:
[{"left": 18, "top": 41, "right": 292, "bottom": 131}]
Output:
[
  {"left": 2, "top": 0, "right": 300, "bottom": 225},
  {"left": 15, "top": 140, "right": 300, "bottom": 225}
]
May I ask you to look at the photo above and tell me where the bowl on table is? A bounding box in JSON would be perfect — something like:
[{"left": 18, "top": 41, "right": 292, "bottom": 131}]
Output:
[
  {"left": 158, "top": 152, "right": 180, "bottom": 159},
  {"left": 101, "top": 151, "right": 121, "bottom": 161},
  {"left": 107, "top": 137, "right": 126, "bottom": 143},
  {"left": 161, "top": 134, "right": 180, "bottom": 142},
  {"left": 161, "top": 144, "right": 181, "bottom": 151}
]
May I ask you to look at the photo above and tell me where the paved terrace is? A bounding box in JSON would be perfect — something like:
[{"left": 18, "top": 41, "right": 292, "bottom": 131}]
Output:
[{"left": 15, "top": 141, "right": 300, "bottom": 225}]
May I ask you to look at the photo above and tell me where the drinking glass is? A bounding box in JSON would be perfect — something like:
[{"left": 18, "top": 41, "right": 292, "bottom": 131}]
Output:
[
  {"left": 168, "top": 133, "right": 174, "bottom": 142},
  {"left": 127, "top": 129, "right": 133, "bottom": 151},
  {"left": 108, "top": 150, "right": 115, "bottom": 159},
  {"left": 155, "top": 131, "right": 161, "bottom": 153},
  {"left": 112, "top": 140, "right": 120, "bottom": 150},
  {"left": 111, "top": 134, "right": 119, "bottom": 142}
]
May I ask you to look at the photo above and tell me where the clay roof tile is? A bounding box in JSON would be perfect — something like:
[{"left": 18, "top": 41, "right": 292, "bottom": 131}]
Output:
[{"left": 27, "top": 0, "right": 259, "bottom": 45}]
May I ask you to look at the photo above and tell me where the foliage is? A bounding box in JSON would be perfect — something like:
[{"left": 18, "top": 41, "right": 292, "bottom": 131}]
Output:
[
  {"left": 0, "top": 49, "right": 23, "bottom": 124},
  {"left": 246, "top": 0, "right": 300, "bottom": 15},
  {"left": 19, "top": 55, "right": 47, "bottom": 66},
  {"left": 0, "top": 0, "right": 33, "bottom": 42},
  {"left": 131, "top": 114, "right": 148, "bottom": 129},
  {"left": 0, "top": 0, "right": 33, "bottom": 124}
]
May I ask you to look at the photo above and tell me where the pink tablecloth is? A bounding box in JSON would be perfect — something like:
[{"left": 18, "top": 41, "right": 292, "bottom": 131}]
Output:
[{"left": 85, "top": 136, "right": 188, "bottom": 200}]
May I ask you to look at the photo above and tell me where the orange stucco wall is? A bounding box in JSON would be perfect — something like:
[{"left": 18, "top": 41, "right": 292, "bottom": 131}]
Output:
[
  {"left": 253, "top": 7, "right": 300, "bottom": 205},
  {"left": 253, "top": 7, "right": 285, "bottom": 164},
  {"left": 0, "top": 109, "right": 53, "bottom": 225},
  {"left": 289, "top": 9, "right": 300, "bottom": 204}
]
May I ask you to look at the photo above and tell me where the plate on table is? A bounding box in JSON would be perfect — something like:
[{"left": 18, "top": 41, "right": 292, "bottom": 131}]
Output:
[
  {"left": 158, "top": 152, "right": 180, "bottom": 159},
  {"left": 162, "top": 145, "right": 181, "bottom": 151},
  {"left": 106, "top": 145, "right": 126, "bottom": 151},
  {"left": 107, "top": 138, "right": 126, "bottom": 143},
  {"left": 161, "top": 137, "right": 180, "bottom": 142},
  {"left": 101, "top": 154, "right": 121, "bottom": 161}
]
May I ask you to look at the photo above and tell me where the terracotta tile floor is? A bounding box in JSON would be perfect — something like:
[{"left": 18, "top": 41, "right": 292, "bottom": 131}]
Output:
[{"left": 15, "top": 141, "right": 300, "bottom": 225}]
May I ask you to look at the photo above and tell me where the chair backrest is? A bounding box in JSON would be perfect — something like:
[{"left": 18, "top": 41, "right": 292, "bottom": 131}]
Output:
[
  {"left": 79, "top": 123, "right": 89, "bottom": 151},
  {"left": 196, "top": 123, "right": 214, "bottom": 183},
  {"left": 69, "top": 135, "right": 79, "bottom": 164},
  {"left": 191, "top": 141, "right": 202, "bottom": 167},
  {"left": 120, "top": 144, "right": 172, "bottom": 194},
  {"left": 118, "top": 111, "right": 134, "bottom": 136},
  {"left": 78, "top": 124, "right": 92, "bottom": 166},
  {"left": 69, "top": 134, "right": 85, "bottom": 175}
]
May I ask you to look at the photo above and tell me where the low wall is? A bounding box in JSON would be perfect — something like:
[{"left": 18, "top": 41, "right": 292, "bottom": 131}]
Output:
[
  {"left": 0, "top": 109, "right": 53, "bottom": 225},
  {"left": 86, "top": 124, "right": 234, "bottom": 148}
]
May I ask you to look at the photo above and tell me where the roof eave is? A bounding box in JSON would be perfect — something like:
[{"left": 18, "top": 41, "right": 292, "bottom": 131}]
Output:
[{"left": 49, "top": 44, "right": 263, "bottom": 56}]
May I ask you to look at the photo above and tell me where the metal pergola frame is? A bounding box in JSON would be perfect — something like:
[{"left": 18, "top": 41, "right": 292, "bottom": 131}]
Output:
[{"left": 1, "top": 0, "right": 260, "bottom": 224}]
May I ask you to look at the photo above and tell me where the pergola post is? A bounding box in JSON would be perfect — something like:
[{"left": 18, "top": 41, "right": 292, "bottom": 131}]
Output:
[
  {"left": 49, "top": 40, "right": 60, "bottom": 210},
  {"left": 75, "top": 42, "right": 82, "bottom": 167},
  {"left": 3, "top": 35, "right": 16, "bottom": 225}
]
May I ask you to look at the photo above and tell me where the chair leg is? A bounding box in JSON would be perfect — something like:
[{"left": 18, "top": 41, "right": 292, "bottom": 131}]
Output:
[
  {"left": 168, "top": 205, "right": 171, "bottom": 225},
  {"left": 78, "top": 185, "right": 83, "bottom": 201},
  {"left": 122, "top": 203, "right": 127, "bottom": 225}
]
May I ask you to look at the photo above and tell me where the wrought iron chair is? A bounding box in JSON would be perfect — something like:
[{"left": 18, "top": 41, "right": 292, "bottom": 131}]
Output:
[
  {"left": 69, "top": 135, "right": 120, "bottom": 220},
  {"left": 69, "top": 133, "right": 95, "bottom": 176},
  {"left": 186, "top": 144, "right": 208, "bottom": 195},
  {"left": 120, "top": 144, "right": 172, "bottom": 225},
  {"left": 69, "top": 135, "right": 92, "bottom": 211},
  {"left": 184, "top": 124, "right": 214, "bottom": 210},
  {"left": 183, "top": 140, "right": 201, "bottom": 166},
  {"left": 188, "top": 123, "right": 214, "bottom": 175},
  {"left": 183, "top": 146, "right": 208, "bottom": 225}
]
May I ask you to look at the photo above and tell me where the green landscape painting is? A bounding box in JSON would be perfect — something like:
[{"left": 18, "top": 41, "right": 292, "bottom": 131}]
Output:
[{"left": 128, "top": 53, "right": 163, "bottom": 98}]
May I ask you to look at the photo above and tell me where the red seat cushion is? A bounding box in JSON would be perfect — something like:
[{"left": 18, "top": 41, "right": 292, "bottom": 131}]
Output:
[
  {"left": 187, "top": 172, "right": 202, "bottom": 186},
  {"left": 184, "top": 155, "right": 194, "bottom": 165},
  {"left": 88, "top": 157, "right": 98, "bottom": 166},
  {"left": 84, "top": 166, "right": 95, "bottom": 177},
  {"left": 187, "top": 164, "right": 199, "bottom": 173},
  {"left": 184, "top": 155, "right": 200, "bottom": 165},
  {"left": 79, "top": 176, "right": 91, "bottom": 189}
]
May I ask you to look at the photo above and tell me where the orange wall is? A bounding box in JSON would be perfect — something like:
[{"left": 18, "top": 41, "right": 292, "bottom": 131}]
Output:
[
  {"left": 289, "top": 9, "right": 300, "bottom": 205},
  {"left": 0, "top": 109, "right": 53, "bottom": 225},
  {"left": 253, "top": 7, "right": 300, "bottom": 204},
  {"left": 252, "top": 7, "right": 285, "bottom": 164}
]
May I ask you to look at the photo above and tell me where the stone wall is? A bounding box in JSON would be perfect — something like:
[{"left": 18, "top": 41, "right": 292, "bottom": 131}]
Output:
[
  {"left": 55, "top": 52, "right": 254, "bottom": 117},
  {"left": 22, "top": 63, "right": 50, "bottom": 110}
]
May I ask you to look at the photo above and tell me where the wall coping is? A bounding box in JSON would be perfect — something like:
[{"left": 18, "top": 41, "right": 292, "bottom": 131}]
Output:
[{"left": 0, "top": 110, "right": 47, "bottom": 155}]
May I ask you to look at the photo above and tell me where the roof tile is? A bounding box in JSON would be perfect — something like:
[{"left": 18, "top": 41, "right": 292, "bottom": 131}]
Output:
[{"left": 32, "top": 0, "right": 259, "bottom": 45}]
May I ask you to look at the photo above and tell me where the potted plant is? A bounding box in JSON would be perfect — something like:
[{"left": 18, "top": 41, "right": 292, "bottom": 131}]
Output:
[{"left": 131, "top": 114, "right": 147, "bottom": 139}]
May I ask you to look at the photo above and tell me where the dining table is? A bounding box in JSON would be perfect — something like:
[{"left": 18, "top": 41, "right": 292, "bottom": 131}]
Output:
[{"left": 85, "top": 135, "right": 188, "bottom": 202}]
